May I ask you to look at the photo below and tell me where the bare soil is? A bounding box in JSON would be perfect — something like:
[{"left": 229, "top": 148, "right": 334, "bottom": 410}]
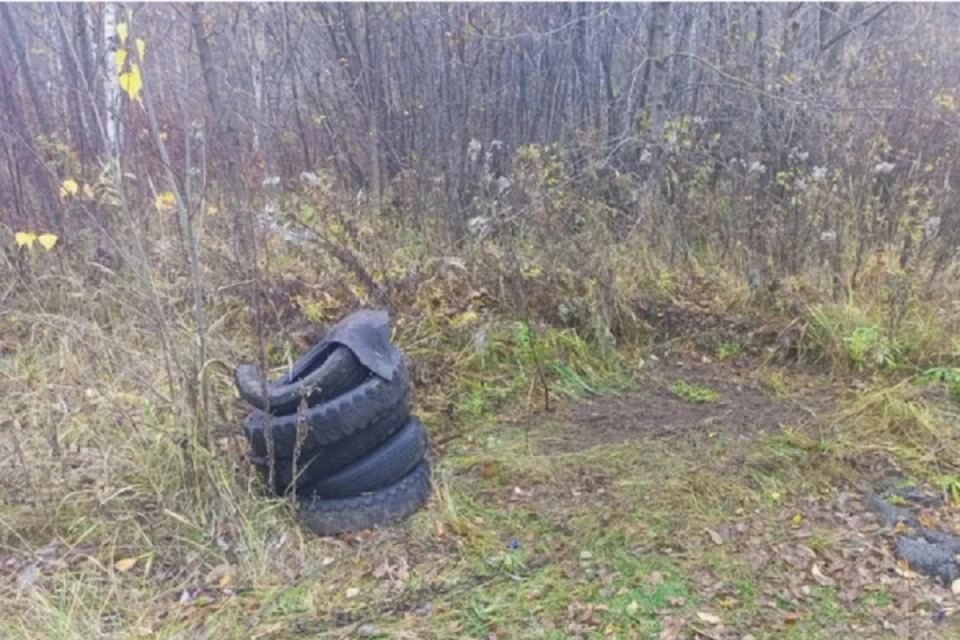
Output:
[{"left": 537, "top": 354, "right": 830, "bottom": 454}]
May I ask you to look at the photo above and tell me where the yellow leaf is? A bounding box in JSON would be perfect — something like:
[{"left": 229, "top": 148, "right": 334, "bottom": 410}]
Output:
[
  {"left": 116, "top": 22, "right": 128, "bottom": 44},
  {"left": 114, "top": 48, "right": 128, "bottom": 70},
  {"left": 119, "top": 64, "right": 143, "bottom": 106},
  {"left": 155, "top": 191, "right": 176, "bottom": 212},
  {"left": 159, "top": 131, "right": 168, "bottom": 141},
  {"left": 792, "top": 513, "right": 803, "bottom": 525},
  {"left": 82, "top": 184, "right": 95, "bottom": 199},
  {"left": 136, "top": 38, "right": 146, "bottom": 62},
  {"left": 219, "top": 573, "right": 232, "bottom": 588},
  {"left": 37, "top": 234, "right": 58, "bottom": 251},
  {"left": 60, "top": 179, "right": 79, "bottom": 197},
  {"left": 15, "top": 232, "right": 36, "bottom": 249},
  {"left": 114, "top": 557, "right": 137, "bottom": 572}
]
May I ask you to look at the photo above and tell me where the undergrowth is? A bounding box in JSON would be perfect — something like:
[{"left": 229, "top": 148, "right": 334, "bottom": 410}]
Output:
[{"left": 3, "top": 188, "right": 960, "bottom": 637}]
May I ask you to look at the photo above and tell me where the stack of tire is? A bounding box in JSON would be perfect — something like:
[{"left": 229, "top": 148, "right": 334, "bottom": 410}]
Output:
[{"left": 234, "top": 309, "right": 431, "bottom": 536}]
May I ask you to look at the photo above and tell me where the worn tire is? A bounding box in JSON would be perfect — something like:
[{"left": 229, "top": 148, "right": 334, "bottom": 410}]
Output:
[
  {"left": 305, "top": 416, "right": 429, "bottom": 499},
  {"left": 297, "top": 461, "right": 432, "bottom": 536},
  {"left": 235, "top": 345, "right": 370, "bottom": 415},
  {"left": 250, "top": 403, "right": 411, "bottom": 495},
  {"left": 244, "top": 360, "right": 409, "bottom": 457}
]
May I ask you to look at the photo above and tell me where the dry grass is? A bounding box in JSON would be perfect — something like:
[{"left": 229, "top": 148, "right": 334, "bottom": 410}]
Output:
[{"left": 2, "top": 195, "right": 960, "bottom": 637}]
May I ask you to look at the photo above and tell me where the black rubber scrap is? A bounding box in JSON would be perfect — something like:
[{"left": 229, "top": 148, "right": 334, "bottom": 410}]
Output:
[
  {"left": 321, "top": 309, "right": 403, "bottom": 381},
  {"left": 297, "top": 460, "right": 432, "bottom": 536},
  {"left": 865, "top": 492, "right": 919, "bottom": 528},
  {"left": 244, "top": 361, "right": 410, "bottom": 457},
  {"left": 234, "top": 308, "right": 402, "bottom": 414},
  {"left": 303, "top": 415, "right": 429, "bottom": 499},
  {"left": 917, "top": 526, "right": 960, "bottom": 554},
  {"left": 249, "top": 403, "right": 411, "bottom": 495},
  {"left": 235, "top": 346, "right": 369, "bottom": 414},
  {"left": 895, "top": 536, "right": 960, "bottom": 586}
]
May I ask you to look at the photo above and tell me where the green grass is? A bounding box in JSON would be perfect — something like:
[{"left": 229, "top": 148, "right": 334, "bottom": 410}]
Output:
[{"left": 668, "top": 379, "right": 720, "bottom": 403}]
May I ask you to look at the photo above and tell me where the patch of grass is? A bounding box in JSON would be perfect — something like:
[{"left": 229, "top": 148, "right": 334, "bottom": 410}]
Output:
[
  {"left": 919, "top": 366, "right": 960, "bottom": 400},
  {"left": 718, "top": 340, "right": 742, "bottom": 361},
  {"left": 826, "top": 378, "right": 960, "bottom": 476},
  {"left": 449, "top": 320, "right": 628, "bottom": 420},
  {"left": 669, "top": 380, "right": 720, "bottom": 403}
]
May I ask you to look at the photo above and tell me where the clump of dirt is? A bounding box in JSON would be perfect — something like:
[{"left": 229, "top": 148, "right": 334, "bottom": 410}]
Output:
[{"left": 537, "top": 355, "right": 829, "bottom": 454}]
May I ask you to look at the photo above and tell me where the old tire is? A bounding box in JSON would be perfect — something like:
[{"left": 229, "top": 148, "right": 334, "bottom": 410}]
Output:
[
  {"left": 244, "top": 360, "right": 409, "bottom": 457},
  {"left": 304, "top": 416, "right": 429, "bottom": 499},
  {"left": 250, "top": 403, "right": 411, "bottom": 495},
  {"left": 298, "top": 461, "right": 432, "bottom": 536},
  {"left": 235, "top": 345, "right": 369, "bottom": 415}
]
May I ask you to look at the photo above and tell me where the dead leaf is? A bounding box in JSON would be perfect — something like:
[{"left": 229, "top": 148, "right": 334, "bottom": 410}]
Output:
[
  {"left": 346, "top": 587, "right": 359, "bottom": 599},
  {"left": 811, "top": 564, "right": 835, "bottom": 587},
  {"left": 580, "top": 551, "right": 593, "bottom": 560},
  {"left": 322, "top": 556, "right": 335, "bottom": 567},
  {"left": 705, "top": 528, "right": 724, "bottom": 545},
  {"left": 695, "top": 611, "right": 722, "bottom": 625},
  {"left": 434, "top": 519, "right": 446, "bottom": 539},
  {"left": 658, "top": 616, "right": 685, "bottom": 640},
  {"left": 204, "top": 564, "right": 233, "bottom": 586},
  {"left": 114, "top": 557, "right": 137, "bottom": 572},
  {"left": 481, "top": 463, "right": 498, "bottom": 478}
]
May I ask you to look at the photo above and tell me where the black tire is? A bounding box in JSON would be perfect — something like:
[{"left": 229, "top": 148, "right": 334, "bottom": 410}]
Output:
[
  {"left": 244, "top": 360, "right": 409, "bottom": 457},
  {"left": 250, "top": 403, "right": 411, "bottom": 495},
  {"left": 297, "top": 461, "right": 432, "bottom": 536},
  {"left": 235, "top": 345, "right": 370, "bottom": 415},
  {"left": 304, "top": 416, "right": 429, "bottom": 499}
]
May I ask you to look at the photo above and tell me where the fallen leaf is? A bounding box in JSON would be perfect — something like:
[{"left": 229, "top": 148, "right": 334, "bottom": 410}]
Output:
[
  {"left": 481, "top": 463, "right": 498, "bottom": 478},
  {"left": 811, "top": 564, "right": 835, "bottom": 587},
  {"left": 60, "top": 179, "right": 79, "bottom": 197},
  {"left": 114, "top": 557, "right": 137, "bottom": 572},
  {"left": 322, "top": 556, "right": 335, "bottom": 567},
  {"left": 658, "top": 616, "right": 685, "bottom": 640},
  {"left": 204, "top": 564, "right": 233, "bottom": 586},
  {"left": 155, "top": 191, "right": 176, "bottom": 212},
  {"left": 433, "top": 519, "right": 446, "bottom": 539},
  {"left": 695, "top": 611, "right": 722, "bottom": 625},
  {"left": 15, "top": 232, "right": 36, "bottom": 249},
  {"left": 705, "top": 528, "right": 724, "bottom": 545},
  {"left": 38, "top": 233, "right": 58, "bottom": 251},
  {"left": 346, "top": 587, "right": 359, "bottom": 599},
  {"left": 580, "top": 551, "right": 593, "bottom": 560},
  {"left": 793, "top": 513, "right": 803, "bottom": 525}
]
